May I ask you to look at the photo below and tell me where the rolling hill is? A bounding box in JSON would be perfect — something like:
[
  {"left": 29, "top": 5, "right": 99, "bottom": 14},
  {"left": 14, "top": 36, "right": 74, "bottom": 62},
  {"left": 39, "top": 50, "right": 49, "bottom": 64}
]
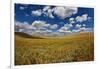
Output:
[
  {"left": 15, "top": 32, "right": 43, "bottom": 39},
  {"left": 15, "top": 32, "right": 94, "bottom": 65}
]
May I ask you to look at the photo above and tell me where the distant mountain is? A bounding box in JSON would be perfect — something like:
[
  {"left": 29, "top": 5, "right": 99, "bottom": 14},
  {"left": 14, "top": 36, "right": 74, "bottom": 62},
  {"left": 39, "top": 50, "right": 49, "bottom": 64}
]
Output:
[{"left": 15, "top": 32, "right": 43, "bottom": 39}]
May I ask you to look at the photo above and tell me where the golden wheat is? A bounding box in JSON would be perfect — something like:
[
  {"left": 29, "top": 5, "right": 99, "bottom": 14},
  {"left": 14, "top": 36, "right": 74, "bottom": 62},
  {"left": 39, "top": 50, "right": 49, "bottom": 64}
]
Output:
[{"left": 15, "top": 32, "right": 94, "bottom": 65}]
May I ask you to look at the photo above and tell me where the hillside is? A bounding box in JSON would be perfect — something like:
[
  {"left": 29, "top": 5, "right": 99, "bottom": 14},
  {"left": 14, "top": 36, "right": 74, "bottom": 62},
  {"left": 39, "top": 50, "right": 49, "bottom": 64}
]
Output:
[
  {"left": 15, "top": 32, "right": 94, "bottom": 65},
  {"left": 15, "top": 32, "right": 43, "bottom": 39}
]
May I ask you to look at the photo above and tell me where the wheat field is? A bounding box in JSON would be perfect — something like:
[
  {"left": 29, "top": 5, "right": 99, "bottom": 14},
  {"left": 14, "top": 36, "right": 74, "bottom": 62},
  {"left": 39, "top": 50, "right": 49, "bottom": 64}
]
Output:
[{"left": 15, "top": 32, "right": 94, "bottom": 65}]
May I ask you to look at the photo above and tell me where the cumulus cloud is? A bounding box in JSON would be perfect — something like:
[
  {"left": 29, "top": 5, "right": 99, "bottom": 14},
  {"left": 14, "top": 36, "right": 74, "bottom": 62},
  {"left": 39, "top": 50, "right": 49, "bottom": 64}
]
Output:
[
  {"left": 72, "top": 26, "right": 93, "bottom": 33},
  {"left": 75, "top": 14, "right": 90, "bottom": 22},
  {"left": 47, "top": 9, "right": 54, "bottom": 18},
  {"left": 58, "top": 28, "right": 72, "bottom": 33},
  {"left": 49, "top": 24, "right": 58, "bottom": 29},
  {"left": 76, "top": 16, "right": 83, "bottom": 22},
  {"left": 43, "top": 6, "right": 50, "bottom": 12},
  {"left": 15, "top": 21, "right": 53, "bottom": 35},
  {"left": 32, "top": 9, "right": 42, "bottom": 16},
  {"left": 75, "top": 24, "right": 81, "bottom": 29},
  {"left": 31, "top": 6, "right": 78, "bottom": 19},
  {"left": 68, "top": 14, "right": 92, "bottom": 24},
  {"left": 82, "top": 14, "right": 88, "bottom": 21},
  {"left": 69, "top": 18, "right": 74, "bottom": 21},
  {"left": 53, "top": 6, "right": 78, "bottom": 19},
  {"left": 31, "top": 20, "right": 59, "bottom": 36},
  {"left": 69, "top": 17, "right": 75, "bottom": 24},
  {"left": 16, "top": 22, "right": 34, "bottom": 29},
  {"left": 32, "top": 20, "right": 58, "bottom": 30},
  {"left": 79, "top": 27, "right": 93, "bottom": 32},
  {"left": 79, "top": 27, "right": 86, "bottom": 32},
  {"left": 32, "top": 20, "right": 50, "bottom": 29},
  {"left": 72, "top": 29, "right": 80, "bottom": 33},
  {"left": 15, "top": 20, "right": 93, "bottom": 36},
  {"left": 64, "top": 23, "right": 73, "bottom": 28},
  {"left": 86, "top": 28, "right": 93, "bottom": 32},
  {"left": 43, "top": 6, "right": 54, "bottom": 18},
  {"left": 31, "top": 6, "right": 54, "bottom": 18},
  {"left": 58, "top": 27, "right": 68, "bottom": 32},
  {"left": 15, "top": 21, "right": 36, "bottom": 35},
  {"left": 58, "top": 23, "right": 73, "bottom": 33}
]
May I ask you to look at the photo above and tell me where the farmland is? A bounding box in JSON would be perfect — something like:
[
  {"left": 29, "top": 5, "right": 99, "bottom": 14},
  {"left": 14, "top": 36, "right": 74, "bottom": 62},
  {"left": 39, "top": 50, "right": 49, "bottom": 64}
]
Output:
[{"left": 15, "top": 32, "right": 94, "bottom": 65}]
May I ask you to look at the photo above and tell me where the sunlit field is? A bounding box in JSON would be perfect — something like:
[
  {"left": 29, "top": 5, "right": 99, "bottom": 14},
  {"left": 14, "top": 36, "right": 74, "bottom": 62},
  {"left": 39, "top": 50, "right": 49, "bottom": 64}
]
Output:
[{"left": 15, "top": 32, "right": 94, "bottom": 65}]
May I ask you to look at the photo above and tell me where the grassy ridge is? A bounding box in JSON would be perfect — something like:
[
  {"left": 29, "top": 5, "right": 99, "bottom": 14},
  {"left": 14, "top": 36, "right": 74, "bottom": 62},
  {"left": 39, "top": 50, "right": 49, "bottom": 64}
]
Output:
[
  {"left": 15, "top": 32, "right": 43, "bottom": 39},
  {"left": 15, "top": 32, "right": 94, "bottom": 65}
]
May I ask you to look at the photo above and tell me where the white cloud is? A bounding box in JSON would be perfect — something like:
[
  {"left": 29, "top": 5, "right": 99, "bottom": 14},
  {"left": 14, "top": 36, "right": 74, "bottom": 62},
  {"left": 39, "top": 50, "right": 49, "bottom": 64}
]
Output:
[
  {"left": 70, "top": 21, "right": 75, "bottom": 24},
  {"left": 69, "top": 17, "right": 75, "bottom": 24},
  {"left": 72, "top": 26, "right": 93, "bottom": 33},
  {"left": 69, "top": 24, "right": 73, "bottom": 27},
  {"left": 19, "top": 29, "right": 24, "bottom": 32},
  {"left": 69, "top": 17, "right": 74, "bottom": 21},
  {"left": 20, "top": 6, "right": 25, "bottom": 10},
  {"left": 31, "top": 6, "right": 78, "bottom": 19},
  {"left": 83, "top": 24, "right": 86, "bottom": 27},
  {"left": 15, "top": 21, "right": 36, "bottom": 30},
  {"left": 72, "top": 27, "right": 86, "bottom": 33},
  {"left": 75, "top": 14, "right": 90, "bottom": 23},
  {"left": 79, "top": 27, "right": 86, "bottom": 31},
  {"left": 43, "top": 6, "right": 50, "bottom": 12},
  {"left": 45, "top": 29, "right": 52, "bottom": 33},
  {"left": 82, "top": 14, "right": 88, "bottom": 21},
  {"left": 64, "top": 23, "right": 73, "bottom": 28},
  {"left": 15, "top": 21, "right": 36, "bottom": 35},
  {"left": 86, "top": 28, "right": 93, "bottom": 32},
  {"left": 76, "top": 16, "right": 83, "bottom": 22},
  {"left": 72, "top": 29, "right": 80, "bottom": 33},
  {"left": 32, "top": 20, "right": 59, "bottom": 30},
  {"left": 43, "top": 6, "right": 54, "bottom": 18},
  {"left": 53, "top": 6, "right": 78, "bottom": 19},
  {"left": 75, "top": 24, "right": 81, "bottom": 29},
  {"left": 58, "top": 27, "right": 72, "bottom": 33},
  {"left": 49, "top": 24, "right": 58, "bottom": 29},
  {"left": 32, "top": 20, "right": 50, "bottom": 29},
  {"left": 15, "top": 21, "right": 28, "bottom": 29},
  {"left": 15, "top": 21, "right": 58, "bottom": 36},
  {"left": 47, "top": 9, "right": 54, "bottom": 18},
  {"left": 58, "top": 23, "right": 73, "bottom": 33},
  {"left": 19, "top": 5, "right": 28, "bottom": 10},
  {"left": 79, "top": 27, "right": 93, "bottom": 32},
  {"left": 32, "top": 9, "right": 42, "bottom": 16},
  {"left": 58, "top": 27, "right": 68, "bottom": 32},
  {"left": 15, "top": 21, "right": 52, "bottom": 35}
]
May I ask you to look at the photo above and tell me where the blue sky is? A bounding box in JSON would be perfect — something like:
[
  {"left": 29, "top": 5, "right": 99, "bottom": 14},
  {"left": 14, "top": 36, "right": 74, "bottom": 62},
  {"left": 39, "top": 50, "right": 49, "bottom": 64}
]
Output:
[{"left": 14, "top": 3, "right": 94, "bottom": 36}]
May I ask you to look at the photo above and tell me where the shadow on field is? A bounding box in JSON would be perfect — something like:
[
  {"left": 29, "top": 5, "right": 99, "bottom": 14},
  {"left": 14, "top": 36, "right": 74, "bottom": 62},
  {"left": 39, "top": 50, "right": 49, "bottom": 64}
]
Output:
[{"left": 15, "top": 32, "right": 44, "bottom": 39}]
